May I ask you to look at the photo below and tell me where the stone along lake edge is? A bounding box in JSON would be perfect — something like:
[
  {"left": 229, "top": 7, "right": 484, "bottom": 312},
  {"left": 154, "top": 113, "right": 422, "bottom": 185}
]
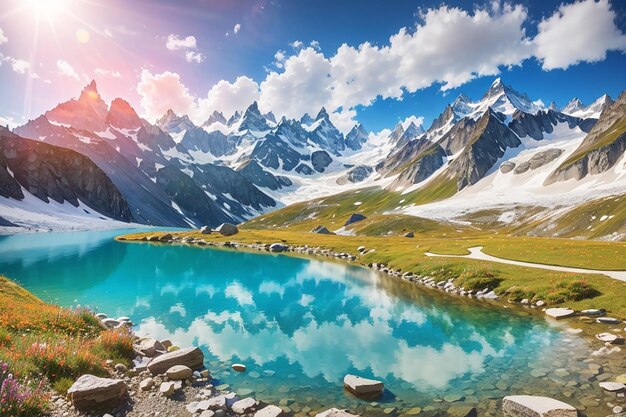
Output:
[{"left": 110, "top": 229, "right": 626, "bottom": 417}]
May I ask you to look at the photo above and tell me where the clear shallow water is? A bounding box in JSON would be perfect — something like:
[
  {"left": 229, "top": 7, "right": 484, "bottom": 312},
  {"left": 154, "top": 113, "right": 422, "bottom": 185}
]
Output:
[{"left": 0, "top": 230, "right": 618, "bottom": 416}]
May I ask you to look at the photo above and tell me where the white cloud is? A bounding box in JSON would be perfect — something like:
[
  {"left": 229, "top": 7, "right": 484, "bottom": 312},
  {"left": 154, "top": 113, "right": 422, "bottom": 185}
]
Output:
[
  {"left": 166, "top": 34, "right": 197, "bottom": 51},
  {"left": 260, "top": 48, "right": 332, "bottom": 120},
  {"left": 57, "top": 60, "right": 79, "bottom": 80},
  {"left": 185, "top": 51, "right": 205, "bottom": 64},
  {"left": 534, "top": 0, "right": 626, "bottom": 70},
  {"left": 10, "top": 58, "right": 30, "bottom": 74},
  {"left": 0, "top": 28, "right": 7, "bottom": 44},
  {"left": 94, "top": 68, "right": 121, "bottom": 78},
  {"left": 198, "top": 76, "right": 260, "bottom": 120},
  {"left": 136, "top": 69, "right": 195, "bottom": 120},
  {"left": 233, "top": 23, "right": 241, "bottom": 34},
  {"left": 136, "top": 1, "right": 625, "bottom": 130}
]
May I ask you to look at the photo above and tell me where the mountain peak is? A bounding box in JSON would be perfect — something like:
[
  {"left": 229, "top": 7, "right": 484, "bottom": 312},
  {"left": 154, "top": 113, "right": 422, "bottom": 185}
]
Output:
[
  {"left": 157, "top": 109, "right": 194, "bottom": 133},
  {"left": 316, "top": 107, "right": 329, "bottom": 121},
  {"left": 246, "top": 101, "right": 260, "bottom": 113},
  {"left": 107, "top": 98, "right": 142, "bottom": 129}
]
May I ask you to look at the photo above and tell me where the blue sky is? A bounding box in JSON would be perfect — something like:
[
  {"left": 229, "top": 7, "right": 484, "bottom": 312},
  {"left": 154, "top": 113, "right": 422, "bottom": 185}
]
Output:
[{"left": 0, "top": 0, "right": 625, "bottom": 132}]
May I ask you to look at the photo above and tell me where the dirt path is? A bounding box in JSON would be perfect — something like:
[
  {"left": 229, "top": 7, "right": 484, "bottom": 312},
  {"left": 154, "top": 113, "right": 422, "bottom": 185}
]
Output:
[{"left": 424, "top": 246, "right": 626, "bottom": 282}]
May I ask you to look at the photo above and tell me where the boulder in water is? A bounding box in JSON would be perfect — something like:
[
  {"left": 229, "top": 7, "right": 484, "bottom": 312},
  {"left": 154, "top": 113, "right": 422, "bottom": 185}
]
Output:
[
  {"left": 502, "top": 395, "right": 576, "bottom": 417},
  {"left": 343, "top": 374, "right": 384, "bottom": 396}
]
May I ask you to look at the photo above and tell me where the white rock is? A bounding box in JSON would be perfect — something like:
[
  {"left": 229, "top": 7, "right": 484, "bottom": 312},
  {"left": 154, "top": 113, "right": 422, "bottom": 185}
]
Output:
[
  {"left": 200, "top": 411, "right": 216, "bottom": 417},
  {"left": 343, "top": 374, "right": 384, "bottom": 396},
  {"left": 597, "top": 317, "right": 622, "bottom": 324},
  {"left": 232, "top": 363, "right": 246, "bottom": 372},
  {"left": 139, "top": 378, "right": 154, "bottom": 391},
  {"left": 159, "top": 381, "right": 176, "bottom": 397},
  {"left": 316, "top": 409, "right": 360, "bottom": 417},
  {"left": 502, "top": 395, "right": 576, "bottom": 417},
  {"left": 231, "top": 397, "right": 257, "bottom": 414},
  {"left": 254, "top": 405, "right": 284, "bottom": 417},
  {"left": 147, "top": 347, "right": 204, "bottom": 375},
  {"left": 596, "top": 332, "right": 625, "bottom": 344},
  {"left": 545, "top": 308, "right": 574, "bottom": 319},
  {"left": 166, "top": 365, "right": 193, "bottom": 380},
  {"left": 599, "top": 382, "right": 626, "bottom": 392}
]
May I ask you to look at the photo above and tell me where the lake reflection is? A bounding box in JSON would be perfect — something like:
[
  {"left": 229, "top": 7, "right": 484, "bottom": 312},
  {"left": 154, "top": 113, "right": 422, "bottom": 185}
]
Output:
[{"left": 0, "top": 230, "right": 566, "bottom": 409}]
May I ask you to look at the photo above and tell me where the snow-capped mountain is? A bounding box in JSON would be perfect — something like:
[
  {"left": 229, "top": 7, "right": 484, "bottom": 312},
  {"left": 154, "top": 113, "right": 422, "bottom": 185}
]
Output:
[
  {"left": 2, "top": 77, "right": 623, "bottom": 234},
  {"left": 561, "top": 95, "right": 614, "bottom": 119}
]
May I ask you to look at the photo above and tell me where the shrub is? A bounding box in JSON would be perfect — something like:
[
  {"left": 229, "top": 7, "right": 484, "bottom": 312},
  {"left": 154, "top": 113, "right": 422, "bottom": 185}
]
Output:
[
  {"left": 24, "top": 339, "right": 105, "bottom": 382},
  {"left": 455, "top": 268, "right": 502, "bottom": 291},
  {"left": 0, "top": 362, "right": 48, "bottom": 417},
  {"left": 546, "top": 279, "right": 600, "bottom": 303},
  {"left": 94, "top": 328, "right": 135, "bottom": 363},
  {"left": 51, "top": 377, "right": 74, "bottom": 395}
]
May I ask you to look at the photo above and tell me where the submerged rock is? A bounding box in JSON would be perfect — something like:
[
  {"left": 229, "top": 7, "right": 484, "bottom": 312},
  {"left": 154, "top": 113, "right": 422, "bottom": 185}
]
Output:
[
  {"left": 232, "top": 398, "right": 257, "bottom": 414},
  {"left": 254, "top": 405, "right": 284, "bottom": 417},
  {"left": 596, "top": 332, "right": 625, "bottom": 344},
  {"left": 343, "top": 374, "right": 384, "bottom": 396},
  {"left": 599, "top": 382, "right": 626, "bottom": 392},
  {"left": 544, "top": 308, "right": 574, "bottom": 319},
  {"left": 316, "top": 409, "right": 360, "bottom": 417},
  {"left": 502, "top": 395, "right": 576, "bottom": 417},
  {"left": 67, "top": 374, "right": 127, "bottom": 411}
]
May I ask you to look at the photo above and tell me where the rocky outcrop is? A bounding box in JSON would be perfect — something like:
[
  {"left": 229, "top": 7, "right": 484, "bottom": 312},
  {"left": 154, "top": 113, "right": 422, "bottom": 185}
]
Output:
[
  {"left": 444, "top": 110, "right": 521, "bottom": 190},
  {"left": 251, "top": 134, "right": 303, "bottom": 171},
  {"left": 147, "top": 347, "right": 205, "bottom": 375},
  {"left": 67, "top": 374, "right": 127, "bottom": 410},
  {"left": 295, "top": 163, "right": 314, "bottom": 175},
  {"left": 513, "top": 149, "right": 563, "bottom": 174},
  {"left": 309, "top": 108, "right": 345, "bottom": 155},
  {"left": 311, "top": 225, "right": 334, "bottom": 234},
  {"left": 216, "top": 223, "right": 239, "bottom": 236},
  {"left": 237, "top": 160, "right": 292, "bottom": 191},
  {"left": 508, "top": 109, "right": 582, "bottom": 140},
  {"left": 181, "top": 127, "right": 235, "bottom": 157},
  {"left": 156, "top": 166, "right": 233, "bottom": 227},
  {"left": 545, "top": 91, "right": 626, "bottom": 185},
  {"left": 500, "top": 161, "right": 516, "bottom": 173},
  {"left": 136, "top": 124, "right": 177, "bottom": 152},
  {"left": 502, "top": 395, "right": 576, "bottom": 417},
  {"left": 311, "top": 150, "right": 332, "bottom": 173},
  {"left": 336, "top": 165, "right": 373, "bottom": 185},
  {"left": 0, "top": 129, "right": 131, "bottom": 221},
  {"left": 345, "top": 213, "right": 367, "bottom": 226},
  {"left": 192, "top": 164, "right": 276, "bottom": 213}
]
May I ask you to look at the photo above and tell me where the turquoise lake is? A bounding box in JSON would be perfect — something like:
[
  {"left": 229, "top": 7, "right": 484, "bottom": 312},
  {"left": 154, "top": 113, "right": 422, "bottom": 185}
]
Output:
[{"left": 0, "top": 229, "right": 610, "bottom": 416}]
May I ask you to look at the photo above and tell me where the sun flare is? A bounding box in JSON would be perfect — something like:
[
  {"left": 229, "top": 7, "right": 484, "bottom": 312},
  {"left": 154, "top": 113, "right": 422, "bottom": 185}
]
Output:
[{"left": 23, "top": 0, "right": 71, "bottom": 18}]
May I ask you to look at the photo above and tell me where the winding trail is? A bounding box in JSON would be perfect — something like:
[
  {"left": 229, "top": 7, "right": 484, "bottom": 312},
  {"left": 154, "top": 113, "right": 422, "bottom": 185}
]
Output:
[{"left": 424, "top": 246, "right": 626, "bottom": 282}]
